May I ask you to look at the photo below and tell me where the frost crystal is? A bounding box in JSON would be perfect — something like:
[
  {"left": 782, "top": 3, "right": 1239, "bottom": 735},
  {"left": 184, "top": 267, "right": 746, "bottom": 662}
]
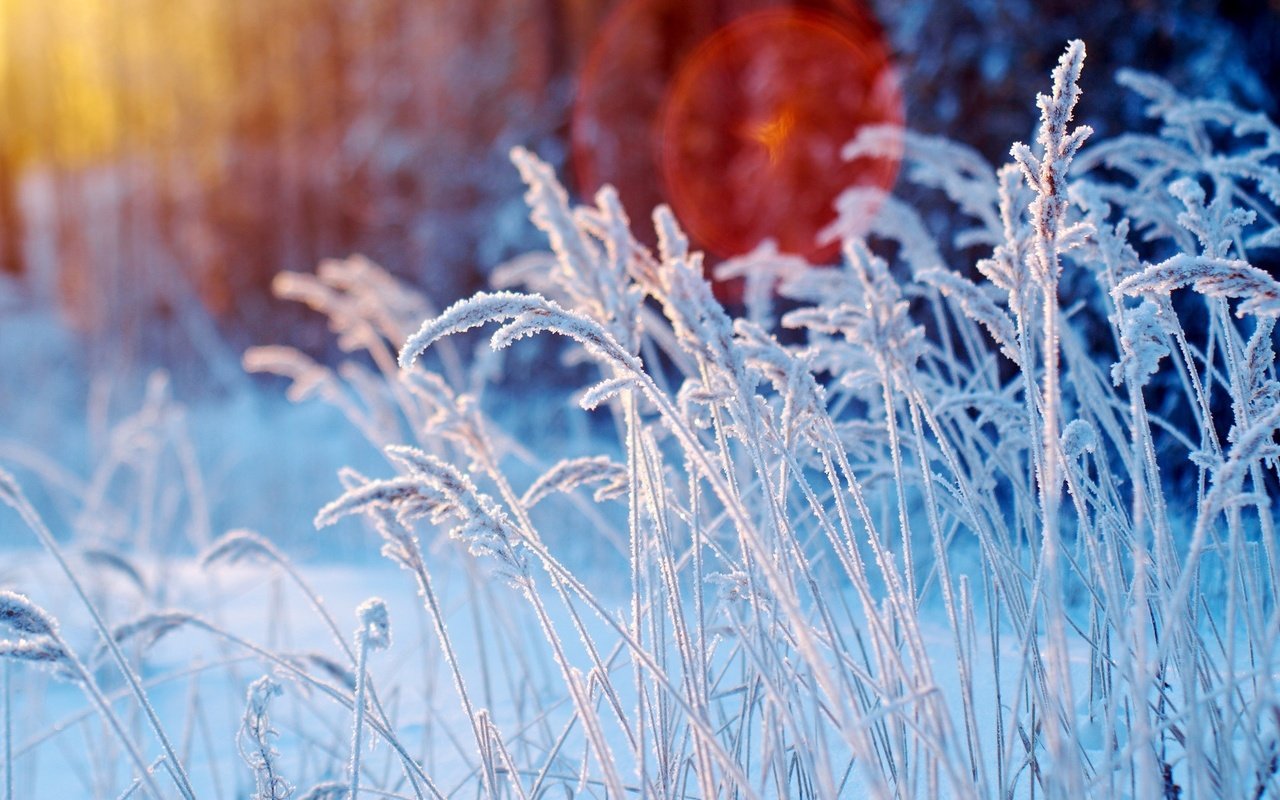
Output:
[
  {"left": 356, "top": 598, "right": 391, "bottom": 651},
  {"left": 1060, "top": 419, "right": 1098, "bottom": 458},
  {"left": 1112, "top": 300, "right": 1171, "bottom": 387},
  {"left": 239, "top": 675, "right": 292, "bottom": 800}
]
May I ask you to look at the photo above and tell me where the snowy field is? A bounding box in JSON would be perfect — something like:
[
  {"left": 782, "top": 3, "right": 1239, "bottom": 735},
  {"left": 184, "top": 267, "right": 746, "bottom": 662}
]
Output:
[
  {"left": 3, "top": 40, "right": 1280, "bottom": 800},
  {"left": 4, "top": 553, "right": 1106, "bottom": 798}
]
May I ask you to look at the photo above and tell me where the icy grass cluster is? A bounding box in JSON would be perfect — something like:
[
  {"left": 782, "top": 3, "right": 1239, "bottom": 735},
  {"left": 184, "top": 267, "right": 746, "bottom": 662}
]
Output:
[{"left": 5, "top": 40, "right": 1280, "bottom": 798}]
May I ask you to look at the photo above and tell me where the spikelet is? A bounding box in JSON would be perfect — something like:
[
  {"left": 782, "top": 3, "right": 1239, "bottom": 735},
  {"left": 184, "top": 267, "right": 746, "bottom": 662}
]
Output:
[
  {"left": 714, "top": 240, "right": 811, "bottom": 327},
  {"left": 355, "top": 598, "right": 391, "bottom": 651},
  {"left": 1208, "top": 402, "right": 1280, "bottom": 510},
  {"left": 239, "top": 675, "right": 292, "bottom": 800},
  {"left": 782, "top": 240, "right": 924, "bottom": 373},
  {"left": 974, "top": 165, "right": 1033, "bottom": 313},
  {"left": 1112, "top": 299, "right": 1172, "bottom": 387},
  {"left": 95, "top": 611, "right": 195, "bottom": 666},
  {"left": 314, "top": 475, "right": 445, "bottom": 530},
  {"left": 304, "top": 653, "right": 357, "bottom": 691},
  {"left": 510, "top": 149, "right": 603, "bottom": 294},
  {"left": 272, "top": 269, "right": 381, "bottom": 355},
  {"left": 732, "top": 318, "right": 829, "bottom": 439},
  {"left": 243, "top": 346, "right": 335, "bottom": 403},
  {"left": 1115, "top": 254, "right": 1280, "bottom": 317},
  {"left": 1060, "top": 419, "right": 1098, "bottom": 459},
  {"left": 0, "top": 590, "right": 58, "bottom": 637},
  {"left": 919, "top": 268, "right": 1019, "bottom": 360},
  {"left": 820, "top": 189, "right": 944, "bottom": 278},
  {"left": 0, "top": 591, "right": 64, "bottom": 675},
  {"left": 202, "top": 529, "right": 284, "bottom": 569},
  {"left": 367, "top": 506, "right": 423, "bottom": 571},
  {"left": 0, "top": 637, "right": 70, "bottom": 666},
  {"left": 316, "top": 255, "right": 432, "bottom": 344},
  {"left": 577, "top": 375, "right": 643, "bottom": 411},
  {"left": 1010, "top": 39, "right": 1092, "bottom": 285},
  {"left": 1242, "top": 318, "right": 1280, "bottom": 418},
  {"left": 521, "top": 456, "right": 629, "bottom": 507},
  {"left": 318, "top": 445, "right": 530, "bottom": 585},
  {"left": 844, "top": 125, "right": 1001, "bottom": 246},
  {"left": 399, "top": 291, "right": 643, "bottom": 381},
  {"left": 515, "top": 148, "right": 644, "bottom": 348},
  {"left": 81, "top": 548, "right": 149, "bottom": 596},
  {"left": 1115, "top": 69, "right": 1280, "bottom": 207},
  {"left": 637, "top": 202, "right": 774, "bottom": 434}
]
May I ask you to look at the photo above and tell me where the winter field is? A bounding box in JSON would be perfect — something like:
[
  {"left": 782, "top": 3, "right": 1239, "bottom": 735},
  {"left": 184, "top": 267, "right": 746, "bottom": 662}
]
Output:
[{"left": 4, "top": 37, "right": 1280, "bottom": 800}]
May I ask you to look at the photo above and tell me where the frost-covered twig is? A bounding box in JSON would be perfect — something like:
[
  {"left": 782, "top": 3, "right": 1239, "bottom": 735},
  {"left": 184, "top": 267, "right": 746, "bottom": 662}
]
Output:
[
  {"left": 348, "top": 599, "right": 390, "bottom": 800},
  {"left": 239, "top": 675, "right": 292, "bottom": 800}
]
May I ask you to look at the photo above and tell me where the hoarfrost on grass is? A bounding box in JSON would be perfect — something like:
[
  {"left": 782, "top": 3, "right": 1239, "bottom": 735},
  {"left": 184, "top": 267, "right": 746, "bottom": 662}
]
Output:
[{"left": 4, "top": 38, "right": 1280, "bottom": 800}]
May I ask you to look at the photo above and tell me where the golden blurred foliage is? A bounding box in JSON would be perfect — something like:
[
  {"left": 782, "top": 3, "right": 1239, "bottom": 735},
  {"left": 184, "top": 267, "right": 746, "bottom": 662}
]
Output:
[
  {"left": 0, "top": 0, "right": 232, "bottom": 168},
  {"left": 0, "top": 0, "right": 605, "bottom": 364}
]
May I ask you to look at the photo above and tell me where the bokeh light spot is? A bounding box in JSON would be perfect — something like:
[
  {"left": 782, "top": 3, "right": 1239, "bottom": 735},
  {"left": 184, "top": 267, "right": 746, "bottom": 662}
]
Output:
[
  {"left": 660, "top": 8, "right": 902, "bottom": 265},
  {"left": 573, "top": 1, "right": 903, "bottom": 299}
]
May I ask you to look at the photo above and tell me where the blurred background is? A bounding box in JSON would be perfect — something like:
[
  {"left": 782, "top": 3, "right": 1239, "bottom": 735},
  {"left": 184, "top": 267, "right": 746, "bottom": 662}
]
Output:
[
  {"left": 0, "top": 0, "right": 1275, "bottom": 380},
  {"left": 0, "top": 0, "right": 1275, "bottom": 551}
]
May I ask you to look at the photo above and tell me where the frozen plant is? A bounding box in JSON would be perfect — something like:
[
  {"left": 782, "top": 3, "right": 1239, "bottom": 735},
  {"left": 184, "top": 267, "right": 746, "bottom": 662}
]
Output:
[
  {"left": 347, "top": 598, "right": 390, "bottom": 800},
  {"left": 284, "top": 39, "right": 1280, "bottom": 798},
  {"left": 239, "top": 675, "right": 292, "bottom": 800},
  {"left": 7, "top": 34, "right": 1276, "bottom": 800}
]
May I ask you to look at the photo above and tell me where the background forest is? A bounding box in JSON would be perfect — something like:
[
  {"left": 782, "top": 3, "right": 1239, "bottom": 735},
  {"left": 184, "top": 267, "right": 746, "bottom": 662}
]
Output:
[{"left": 0, "top": 0, "right": 1276, "bottom": 375}]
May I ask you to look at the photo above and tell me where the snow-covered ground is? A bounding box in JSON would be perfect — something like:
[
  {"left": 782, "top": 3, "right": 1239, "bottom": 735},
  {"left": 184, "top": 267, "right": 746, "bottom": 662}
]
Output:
[{"left": 6, "top": 549, "right": 1112, "bottom": 798}]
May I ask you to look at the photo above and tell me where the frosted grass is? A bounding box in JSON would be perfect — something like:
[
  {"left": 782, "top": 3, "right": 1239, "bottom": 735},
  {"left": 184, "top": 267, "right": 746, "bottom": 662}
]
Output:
[{"left": 3, "top": 40, "right": 1280, "bottom": 799}]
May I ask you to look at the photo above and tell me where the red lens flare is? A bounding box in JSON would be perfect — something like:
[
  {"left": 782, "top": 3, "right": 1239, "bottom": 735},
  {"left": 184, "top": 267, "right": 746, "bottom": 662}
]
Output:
[
  {"left": 662, "top": 9, "right": 901, "bottom": 264},
  {"left": 572, "top": 0, "right": 902, "bottom": 299}
]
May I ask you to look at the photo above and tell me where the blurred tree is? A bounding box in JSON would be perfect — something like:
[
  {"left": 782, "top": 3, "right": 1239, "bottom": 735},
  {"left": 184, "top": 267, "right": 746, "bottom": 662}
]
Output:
[
  {"left": 0, "top": 0, "right": 560, "bottom": 369},
  {"left": 0, "top": 0, "right": 1273, "bottom": 381}
]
